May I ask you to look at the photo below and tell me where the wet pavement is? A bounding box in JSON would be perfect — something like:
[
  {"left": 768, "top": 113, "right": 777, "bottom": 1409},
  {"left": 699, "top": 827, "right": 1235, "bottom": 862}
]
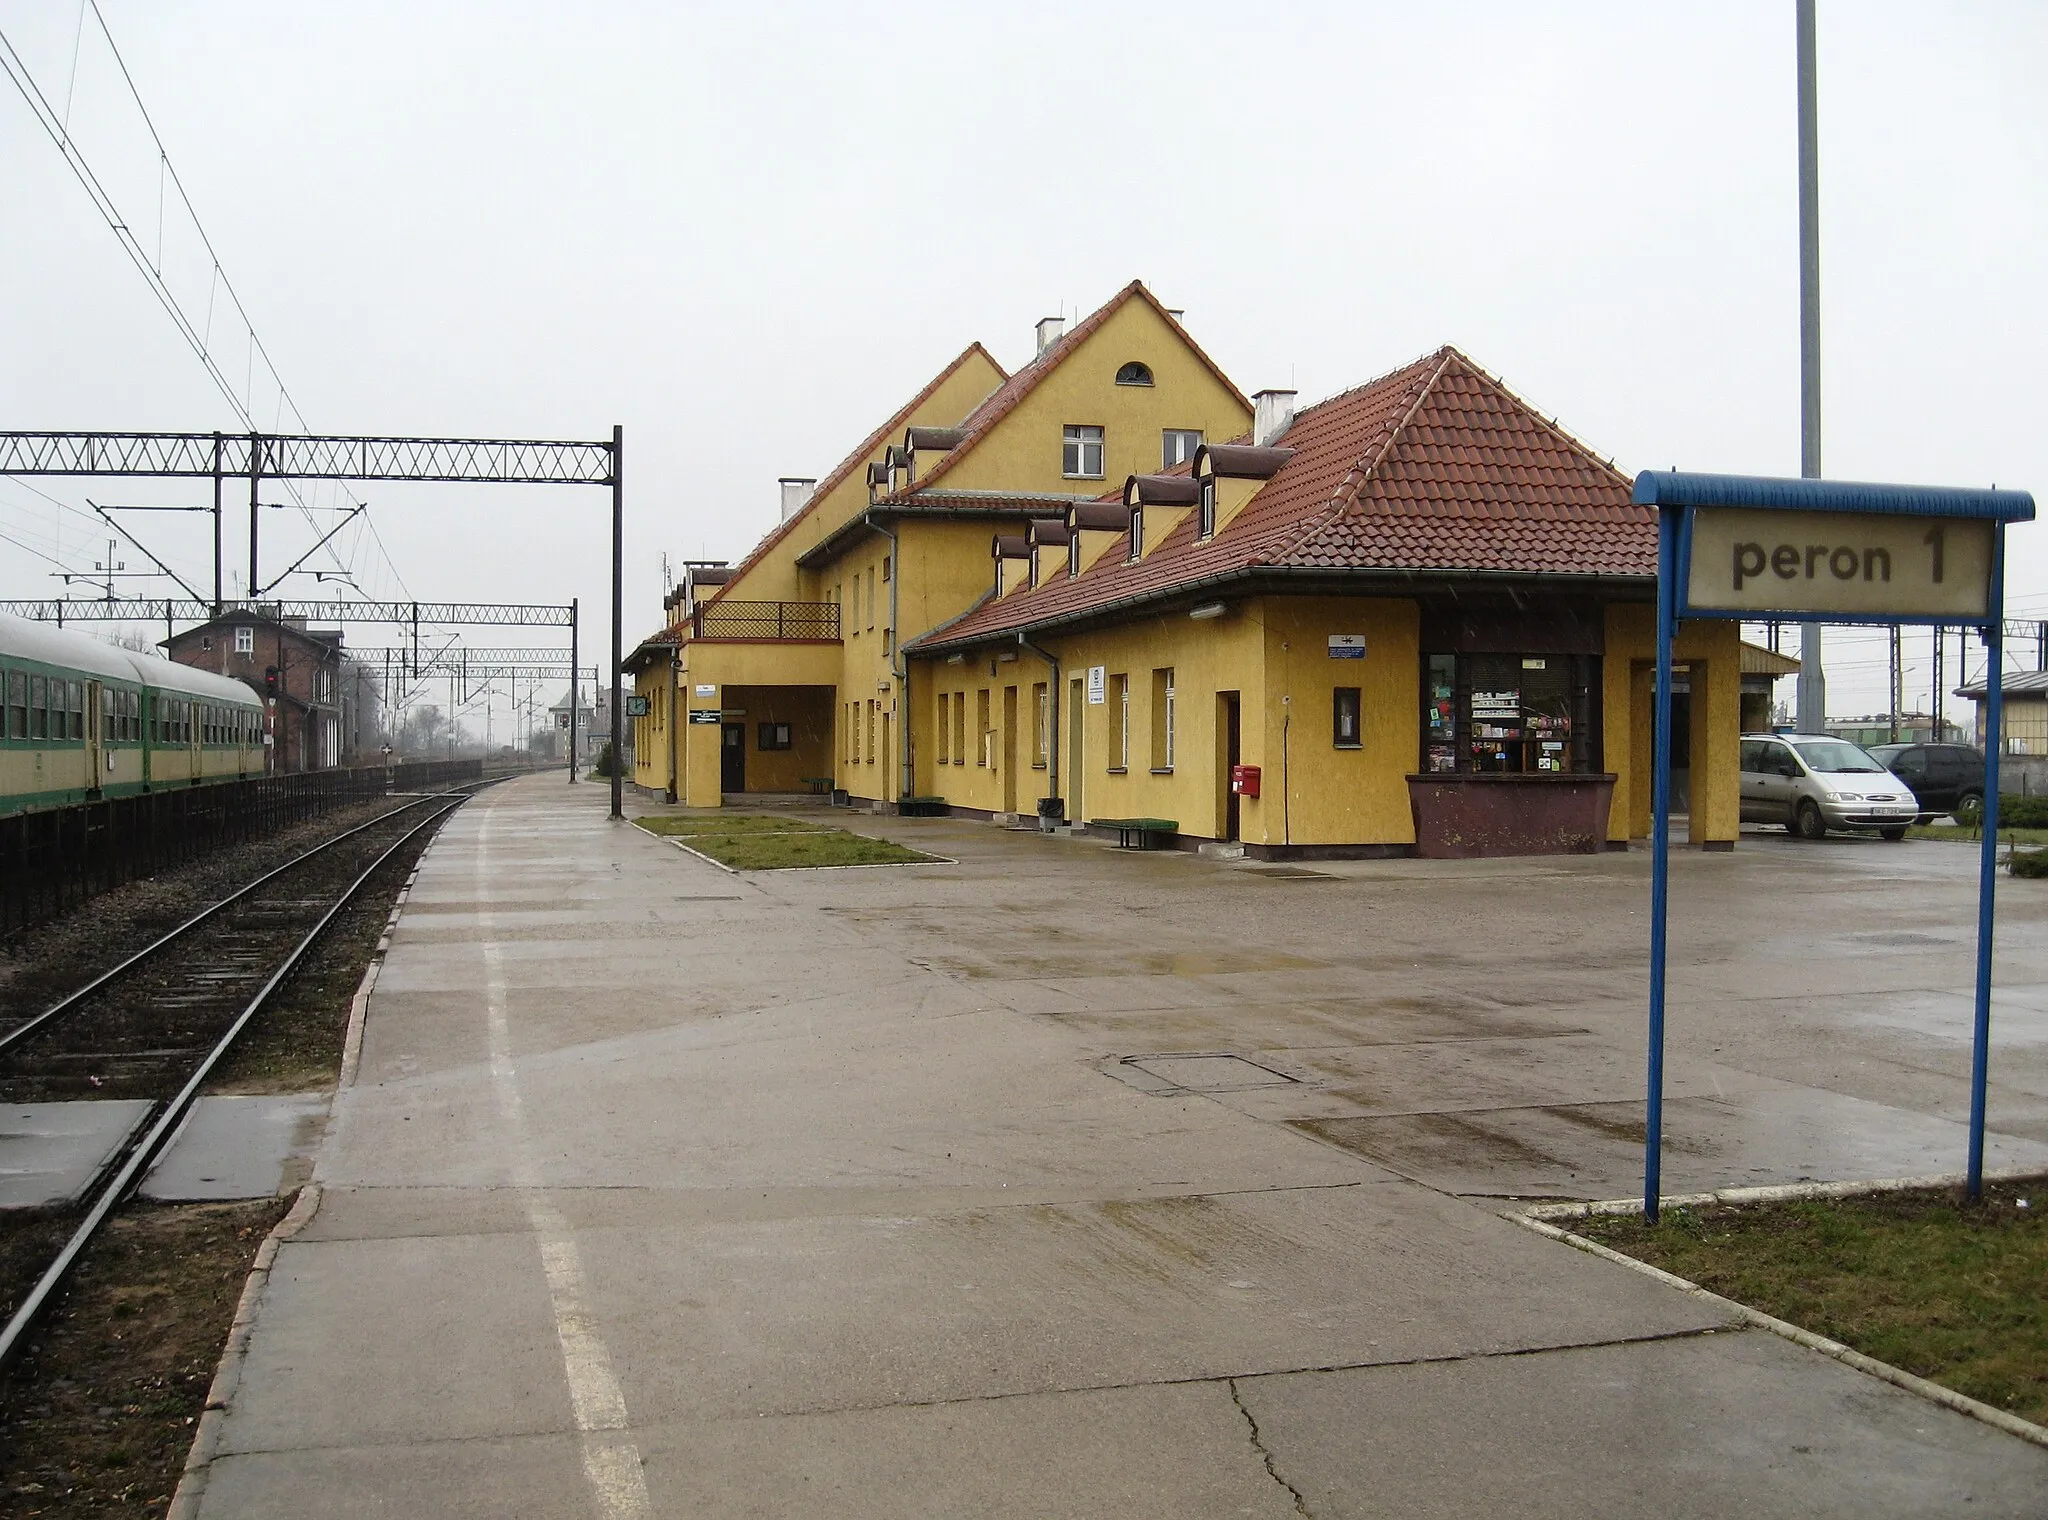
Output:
[{"left": 189, "top": 777, "right": 2048, "bottom": 1516}]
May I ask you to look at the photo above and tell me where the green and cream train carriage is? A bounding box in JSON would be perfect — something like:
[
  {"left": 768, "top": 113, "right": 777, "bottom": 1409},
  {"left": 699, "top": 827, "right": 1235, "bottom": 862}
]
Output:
[{"left": 1, "top": 611, "right": 266, "bottom": 817}]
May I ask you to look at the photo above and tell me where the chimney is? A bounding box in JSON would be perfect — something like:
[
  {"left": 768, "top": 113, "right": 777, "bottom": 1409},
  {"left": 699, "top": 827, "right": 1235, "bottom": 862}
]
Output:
[
  {"left": 1034, "top": 315, "right": 1065, "bottom": 355},
  {"left": 778, "top": 477, "right": 817, "bottom": 522},
  {"left": 1253, "top": 389, "right": 1298, "bottom": 447}
]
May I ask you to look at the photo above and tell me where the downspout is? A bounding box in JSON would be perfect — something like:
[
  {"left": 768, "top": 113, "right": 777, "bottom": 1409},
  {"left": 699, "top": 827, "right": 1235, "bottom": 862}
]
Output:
[
  {"left": 880, "top": 518, "right": 910, "bottom": 806},
  {"left": 665, "top": 646, "right": 679, "bottom": 803},
  {"left": 1017, "top": 631, "right": 1061, "bottom": 809}
]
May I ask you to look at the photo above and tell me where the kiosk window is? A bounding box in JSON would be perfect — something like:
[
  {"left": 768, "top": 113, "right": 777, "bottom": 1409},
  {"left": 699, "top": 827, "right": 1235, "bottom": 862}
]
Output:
[{"left": 1421, "top": 652, "right": 1599, "bottom": 774}]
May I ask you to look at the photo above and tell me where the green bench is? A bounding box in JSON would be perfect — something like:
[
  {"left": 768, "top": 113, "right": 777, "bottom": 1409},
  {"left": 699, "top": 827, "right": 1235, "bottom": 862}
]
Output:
[
  {"left": 799, "top": 776, "right": 835, "bottom": 796},
  {"left": 1093, "top": 817, "right": 1179, "bottom": 850},
  {"left": 898, "top": 796, "right": 948, "bottom": 818}
]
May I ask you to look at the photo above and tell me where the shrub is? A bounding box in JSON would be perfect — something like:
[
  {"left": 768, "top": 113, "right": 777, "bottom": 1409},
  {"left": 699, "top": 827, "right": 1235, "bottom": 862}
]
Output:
[
  {"left": 1993, "top": 794, "right": 2048, "bottom": 830},
  {"left": 2010, "top": 847, "right": 2048, "bottom": 879},
  {"left": 589, "top": 742, "right": 617, "bottom": 779}
]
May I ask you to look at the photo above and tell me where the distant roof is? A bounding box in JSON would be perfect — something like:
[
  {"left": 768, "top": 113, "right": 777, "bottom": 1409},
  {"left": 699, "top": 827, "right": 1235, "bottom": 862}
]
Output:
[
  {"left": 1740, "top": 641, "right": 1802, "bottom": 677},
  {"left": 1955, "top": 669, "right": 2048, "bottom": 699},
  {"left": 912, "top": 346, "right": 1646, "bottom": 651}
]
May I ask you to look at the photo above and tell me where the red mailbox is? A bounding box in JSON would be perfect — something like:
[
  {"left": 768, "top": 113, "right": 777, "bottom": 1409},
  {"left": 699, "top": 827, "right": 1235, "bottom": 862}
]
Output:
[{"left": 1230, "top": 764, "right": 1261, "bottom": 798}]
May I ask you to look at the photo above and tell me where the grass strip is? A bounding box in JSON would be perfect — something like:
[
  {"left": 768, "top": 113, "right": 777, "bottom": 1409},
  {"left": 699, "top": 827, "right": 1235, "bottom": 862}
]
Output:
[
  {"left": 1909, "top": 823, "right": 2048, "bottom": 846},
  {"left": 1574, "top": 1175, "right": 2047, "bottom": 1424},
  {"left": 678, "top": 827, "right": 936, "bottom": 870},
  {"left": 633, "top": 814, "right": 832, "bottom": 838}
]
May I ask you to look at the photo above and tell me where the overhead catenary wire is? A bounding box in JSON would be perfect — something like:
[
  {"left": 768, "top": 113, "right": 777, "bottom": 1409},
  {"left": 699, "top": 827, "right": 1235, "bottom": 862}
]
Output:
[{"left": 0, "top": 12, "right": 413, "bottom": 603}]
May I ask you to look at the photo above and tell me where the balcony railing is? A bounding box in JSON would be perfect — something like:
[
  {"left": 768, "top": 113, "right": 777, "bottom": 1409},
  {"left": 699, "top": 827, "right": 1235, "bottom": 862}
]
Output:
[{"left": 692, "top": 600, "right": 840, "bottom": 641}]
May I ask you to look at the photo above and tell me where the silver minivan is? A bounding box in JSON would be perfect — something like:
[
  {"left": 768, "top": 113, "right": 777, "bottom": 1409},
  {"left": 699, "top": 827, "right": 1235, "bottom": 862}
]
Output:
[{"left": 1738, "top": 732, "right": 1920, "bottom": 840}]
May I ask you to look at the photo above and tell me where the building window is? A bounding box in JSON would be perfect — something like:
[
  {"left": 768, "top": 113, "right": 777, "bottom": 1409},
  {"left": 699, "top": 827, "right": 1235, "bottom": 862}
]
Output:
[
  {"left": 1068, "top": 534, "right": 1081, "bottom": 578},
  {"left": 1111, "top": 674, "right": 1129, "bottom": 771},
  {"left": 1198, "top": 477, "right": 1217, "bottom": 539},
  {"left": 866, "top": 700, "right": 876, "bottom": 764},
  {"left": 1333, "top": 687, "right": 1362, "bottom": 748},
  {"left": 1115, "top": 361, "right": 1154, "bottom": 387},
  {"left": 975, "top": 689, "right": 991, "bottom": 766},
  {"left": 1163, "top": 429, "right": 1202, "bottom": 468},
  {"left": 1151, "top": 668, "right": 1175, "bottom": 770},
  {"left": 1062, "top": 425, "right": 1104, "bottom": 479},
  {"left": 1028, "top": 547, "right": 1041, "bottom": 589},
  {"left": 936, "top": 694, "right": 950, "bottom": 765},
  {"left": 234, "top": 625, "right": 254, "bottom": 655},
  {"left": 1033, "top": 682, "right": 1048, "bottom": 766},
  {"left": 1128, "top": 508, "right": 1143, "bottom": 561},
  {"left": 953, "top": 691, "right": 967, "bottom": 764},
  {"left": 881, "top": 555, "right": 891, "bottom": 582},
  {"left": 867, "top": 568, "right": 876, "bottom": 630},
  {"left": 758, "top": 722, "right": 792, "bottom": 751}
]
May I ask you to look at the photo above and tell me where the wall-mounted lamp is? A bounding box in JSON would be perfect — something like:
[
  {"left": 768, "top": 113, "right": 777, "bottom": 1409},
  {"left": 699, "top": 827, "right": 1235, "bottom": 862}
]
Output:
[
  {"left": 1188, "top": 602, "right": 1227, "bottom": 620},
  {"left": 944, "top": 653, "right": 966, "bottom": 665}
]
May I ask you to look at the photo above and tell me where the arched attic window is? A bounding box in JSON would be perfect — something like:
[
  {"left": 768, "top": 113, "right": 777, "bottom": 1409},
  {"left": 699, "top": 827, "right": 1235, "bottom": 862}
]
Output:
[{"left": 1114, "top": 361, "right": 1154, "bottom": 387}]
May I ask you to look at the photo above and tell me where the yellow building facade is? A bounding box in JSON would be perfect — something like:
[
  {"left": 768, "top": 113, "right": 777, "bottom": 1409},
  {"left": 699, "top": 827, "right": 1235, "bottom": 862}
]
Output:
[{"left": 629, "top": 288, "right": 1743, "bottom": 856}]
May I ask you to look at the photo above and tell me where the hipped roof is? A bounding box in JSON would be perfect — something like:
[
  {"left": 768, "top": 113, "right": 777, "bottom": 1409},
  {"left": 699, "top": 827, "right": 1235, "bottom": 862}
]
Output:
[{"left": 911, "top": 346, "right": 1648, "bottom": 652}]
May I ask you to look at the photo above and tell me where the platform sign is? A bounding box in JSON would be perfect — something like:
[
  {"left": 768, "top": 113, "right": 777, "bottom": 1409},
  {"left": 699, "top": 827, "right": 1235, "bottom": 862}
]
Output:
[
  {"left": 1634, "top": 472, "right": 2035, "bottom": 1218},
  {"left": 687, "top": 709, "right": 721, "bottom": 725},
  {"left": 1328, "top": 634, "right": 1367, "bottom": 659}
]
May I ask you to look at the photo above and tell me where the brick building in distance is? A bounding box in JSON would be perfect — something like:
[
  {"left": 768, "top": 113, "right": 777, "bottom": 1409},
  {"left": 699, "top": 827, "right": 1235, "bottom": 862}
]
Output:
[{"left": 164, "top": 610, "right": 345, "bottom": 772}]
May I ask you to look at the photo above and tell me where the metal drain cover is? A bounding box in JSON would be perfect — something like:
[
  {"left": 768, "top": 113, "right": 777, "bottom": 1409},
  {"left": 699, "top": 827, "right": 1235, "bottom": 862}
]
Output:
[
  {"left": 1245, "top": 866, "right": 1334, "bottom": 879},
  {"left": 1111, "top": 1053, "right": 1301, "bottom": 1095}
]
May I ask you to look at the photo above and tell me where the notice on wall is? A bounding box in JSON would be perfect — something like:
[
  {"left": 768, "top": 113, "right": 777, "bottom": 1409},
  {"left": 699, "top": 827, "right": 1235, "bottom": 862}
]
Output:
[
  {"left": 1087, "top": 665, "right": 1106, "bottom": 704},
  {"left": 694, "top": 683, "right": 716, "bottom": 697},
  {"left": 1686, "top": 508, "right": 1994, "bottom": 619},
  {"left": 687, "top": 709, "right": 721, "bottom": 725},
  {"left": 1328, "top": 634, "right": 1367, "bottom": 659}
]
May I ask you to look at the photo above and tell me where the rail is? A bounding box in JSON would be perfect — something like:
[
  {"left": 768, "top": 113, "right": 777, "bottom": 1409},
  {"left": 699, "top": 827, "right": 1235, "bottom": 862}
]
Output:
[
  {"left": 692, "top": 600, "right": 840, "bottom": 641},
  {"left": 0, "top": 760, "right": 484, "bottom": 937}
]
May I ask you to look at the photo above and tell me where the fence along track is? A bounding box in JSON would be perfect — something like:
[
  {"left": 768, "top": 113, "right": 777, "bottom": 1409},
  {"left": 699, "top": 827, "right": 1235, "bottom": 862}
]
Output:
[
  {"left": 0, "top": 792, "right": 470, "bottom": 1374},
  {"left": 0, "top": 760, "right": 488, "bottom": 938}
]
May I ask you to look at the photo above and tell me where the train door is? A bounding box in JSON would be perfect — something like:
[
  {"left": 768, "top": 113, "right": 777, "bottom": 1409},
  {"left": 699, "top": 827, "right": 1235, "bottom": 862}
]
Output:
[{"left": 85, "top": 679, "right": 104, "bottom": 795}]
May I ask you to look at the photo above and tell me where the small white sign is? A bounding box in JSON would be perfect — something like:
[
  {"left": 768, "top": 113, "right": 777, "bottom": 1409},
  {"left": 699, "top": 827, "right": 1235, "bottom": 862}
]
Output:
[
  {"left": 1086, "top": 665, "right": 1106, "bottom": 704},
  {"left": 694, "top": 683, "right": 716, "bottom": 696},
  {"left": 1328, "top": 634, "right": 1366, "bottom": 659}
]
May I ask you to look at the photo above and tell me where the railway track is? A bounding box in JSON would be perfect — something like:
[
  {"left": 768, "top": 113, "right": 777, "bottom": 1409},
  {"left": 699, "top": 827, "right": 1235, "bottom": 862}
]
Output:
[{"left": 0, "top": 782, "right": 482, "bottom": 1373}]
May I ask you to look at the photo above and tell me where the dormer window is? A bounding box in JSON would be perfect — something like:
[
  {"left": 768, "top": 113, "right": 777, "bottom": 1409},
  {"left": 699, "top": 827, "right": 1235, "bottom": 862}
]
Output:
[
  {"left": 1068, "top": 534, "right": 1081, "bottom": 578},
  {"left": 1198, "top": 477, "right": 1217, "bottom": 539},
  {"left": 1128, "top": 508, "right": 1143, "bottom": 561},
  {"left": 1028, "top": 546, "right": 1040, "bottom": 588},
  {"left": 1115, "top": 361, "right": 1154, "bottom": 387}
]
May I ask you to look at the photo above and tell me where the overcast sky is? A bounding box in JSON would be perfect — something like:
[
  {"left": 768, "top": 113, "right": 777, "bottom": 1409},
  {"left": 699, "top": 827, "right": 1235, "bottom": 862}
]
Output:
[{"left": 2, "top": 1, "right": 2043, "bottom": 730}]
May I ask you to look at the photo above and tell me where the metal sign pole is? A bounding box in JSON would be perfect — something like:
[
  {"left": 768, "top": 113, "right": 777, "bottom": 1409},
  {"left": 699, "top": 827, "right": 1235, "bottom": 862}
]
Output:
[
  {"left": 1645, "top": 504, "right": 1679, "bottom": 1221},
  {"left": 1967, "top": 524, "right": 2008, "bottom": 1198}
]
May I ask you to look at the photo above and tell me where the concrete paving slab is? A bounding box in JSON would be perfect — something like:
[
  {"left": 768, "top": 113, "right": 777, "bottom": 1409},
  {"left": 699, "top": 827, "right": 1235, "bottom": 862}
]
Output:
[
  {"left": 1236, "top": 1329, "right": 2048, "bottom": 1518},
  {"left": 1291, "top": 1087, "right": 2048, "bottom": 1197},
  {"left": 197, "top": 1432, "right": 597, "bottom": 1520},
  {"left": 0, "top": 1100, "right": 151, "bottom": 1207},
  {"left": 141, "top": 1094, "right": 329, "bottom": 1201},
  {"left": 638, "top": 1378, "right": 1299, "bottom": 1519},
  {"left": 213, "top": 1229, "right": 576, "bottom": 1453}
]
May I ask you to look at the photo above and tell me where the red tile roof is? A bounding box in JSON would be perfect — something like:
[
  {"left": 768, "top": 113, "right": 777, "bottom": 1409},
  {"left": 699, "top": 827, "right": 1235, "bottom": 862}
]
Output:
[
  {"left": 704, "top": 342, "right": 1005, "bottom": 604},
  {"left": 910, "top": 347, "right": 1648, "bottom": 650},
  {"left": 904, "top": 281, "right": 1251, "bottom": 496}
]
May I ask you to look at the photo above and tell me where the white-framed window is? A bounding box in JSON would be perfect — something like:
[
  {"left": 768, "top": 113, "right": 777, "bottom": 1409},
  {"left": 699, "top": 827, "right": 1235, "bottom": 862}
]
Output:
[
  {"left": 1154, "top": 667, "right": 1175, "bottom": 771},
  {"left": 1062, "top": 425, "right": 1104, "bottom": 479},
  {"left": 234, "top": 625, "right": 254, "bottom": 655},
  {"left": 1068, "top": 533, "right": 1081, "bottom": 578},
  {"left": 1113, "top": 674, "right": 1129, "bottom": 770},
  {"left": 1162, "top": 429, "right": 1202, "bottom": 468},
  {"left": 1128, "top": 508, "right": 1143, "bottom": 561},
  {"left": 1198, "top": 476, "right": 1217, "bottom": 538}
]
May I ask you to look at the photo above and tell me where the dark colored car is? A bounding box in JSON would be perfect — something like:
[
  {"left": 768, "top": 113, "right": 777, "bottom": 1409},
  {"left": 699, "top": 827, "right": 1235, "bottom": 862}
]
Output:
[{"left": 1865, "top": 742, "right": 1986, "bottom": 823}]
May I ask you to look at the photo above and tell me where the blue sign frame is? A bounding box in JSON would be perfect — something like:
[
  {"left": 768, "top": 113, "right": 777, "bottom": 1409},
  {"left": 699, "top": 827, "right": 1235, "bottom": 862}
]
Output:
[{"left": 1632, "top": 472, "right": 2035, "bottom": 1219}]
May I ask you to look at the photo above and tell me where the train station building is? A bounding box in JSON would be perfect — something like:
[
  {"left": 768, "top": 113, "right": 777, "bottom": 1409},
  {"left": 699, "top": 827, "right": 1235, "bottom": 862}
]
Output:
[{"left": 629, "top": 282, "right": 1741, "bottom": 855}]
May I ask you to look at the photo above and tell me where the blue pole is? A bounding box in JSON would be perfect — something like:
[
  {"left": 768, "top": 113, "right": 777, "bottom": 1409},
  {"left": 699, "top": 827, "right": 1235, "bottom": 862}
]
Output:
[
  {"left": 1967, "top": 526, "right": 2007, "bottom": 1199},
  {"left": 1646, "top": 505, "right": 1678, "bottom": 1221}
]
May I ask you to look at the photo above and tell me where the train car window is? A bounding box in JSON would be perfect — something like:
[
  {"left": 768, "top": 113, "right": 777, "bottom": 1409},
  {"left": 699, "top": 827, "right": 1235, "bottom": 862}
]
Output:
[
  {"left": 67, "top": 681, "right": 83, "bottom": 741},
  {"left": 29, "top": 676, "right": 47, "bottom": 740},
  {"left": 5, "top": 670, "right": 21, "bottom": 740}
]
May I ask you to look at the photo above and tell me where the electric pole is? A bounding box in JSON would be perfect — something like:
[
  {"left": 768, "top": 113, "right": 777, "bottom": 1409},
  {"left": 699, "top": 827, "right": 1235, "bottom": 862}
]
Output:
[{"left": 1794, "top": 0, "right": 1827, "bottom": 734}]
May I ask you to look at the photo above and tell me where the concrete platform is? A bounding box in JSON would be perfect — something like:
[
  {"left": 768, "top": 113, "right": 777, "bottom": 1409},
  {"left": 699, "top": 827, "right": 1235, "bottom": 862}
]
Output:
[
  {"left": 0, "top": 1100, "right": 150, "bottom": 1208},
  {"left": 189, "top": 776, "right": 2048, "bottom": 1515},
  {"left": 143, "top": 1094, "right": 330, "bottom": 1202}
]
